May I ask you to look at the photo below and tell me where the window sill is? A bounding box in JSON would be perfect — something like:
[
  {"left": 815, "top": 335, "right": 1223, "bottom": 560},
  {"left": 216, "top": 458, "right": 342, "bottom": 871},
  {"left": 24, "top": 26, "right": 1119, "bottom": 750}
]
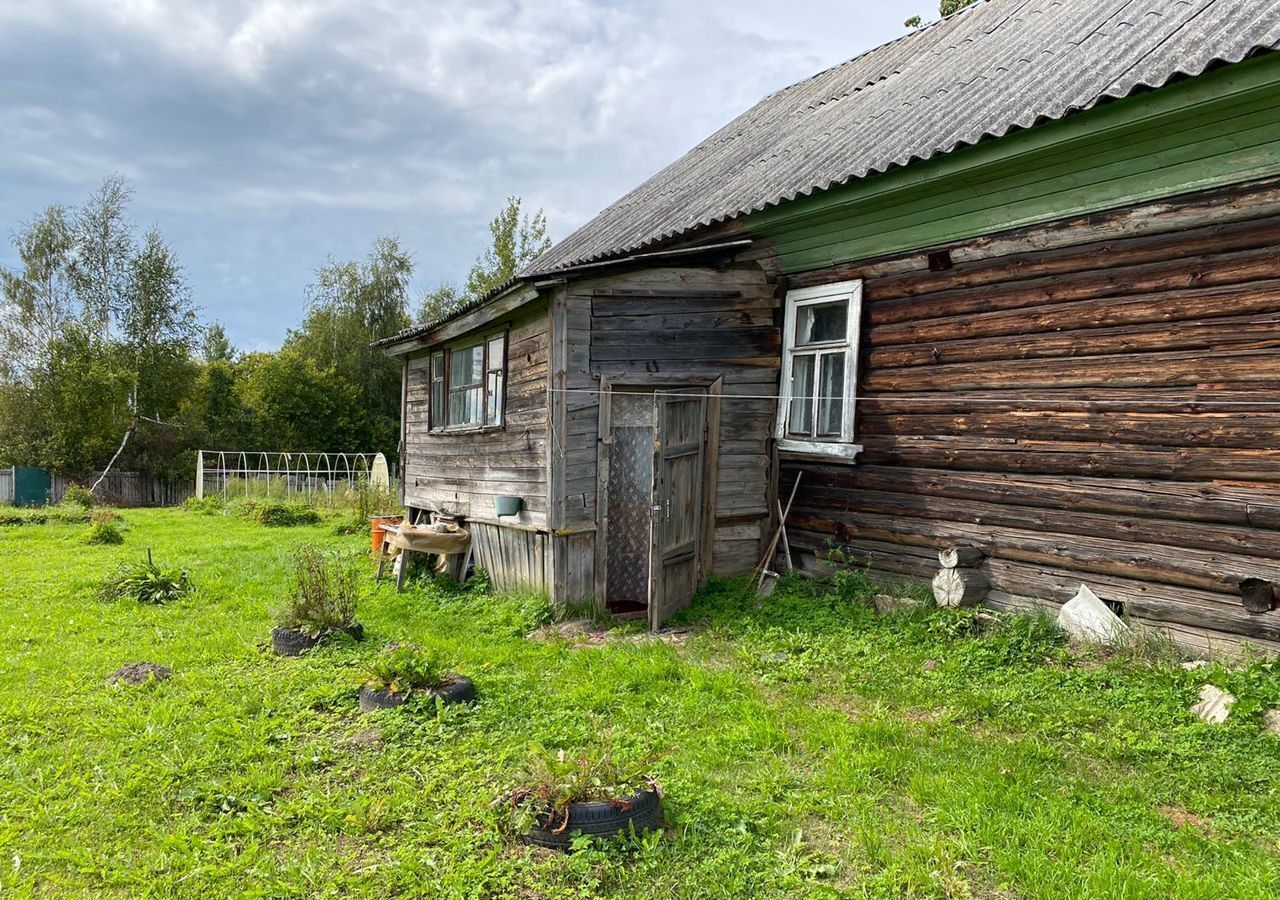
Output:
[
  {"left": 776, "top": 438, "right": 863, "bottom": 461},
  {"left": 430, "top": 425, "right": 505, "bottom": 436}
]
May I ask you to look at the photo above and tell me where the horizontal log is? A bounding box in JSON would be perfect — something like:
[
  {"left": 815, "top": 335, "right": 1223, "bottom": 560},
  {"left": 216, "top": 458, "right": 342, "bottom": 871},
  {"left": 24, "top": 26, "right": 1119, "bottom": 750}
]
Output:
[
  {"left": 856, "top": 435, "right": 1280, "bottom": 481},
  {"left": 857, "top": 410, "right": 1280, "bottom": 450},
  {"left": 864, "top": 213, "right": 1280, "bottom": 302},
  {"left": 978, "top": 558, "right": 1280, "bottom": 644},
  {"left": 857, "top": 385, "right": 1280, "bottom": 415},
  {"left": 791, "top": 485, "right": 1280, "bottom": 562},
  {"left": 862, "top": 347, "right": 1280, "bottom": 392},
  {"left": 867, "top": 244, "right": 1280, "bottom": 326},
  {"left": 786, "top": 510, "right": 1280, "bottom": 595},
  {"left": 867, "top": 312, "right": 1280, "bottom": 368},
  {"left": 867, "top": 279, "right": 1280, "bottom": 347},
  {"left": 788, "top": 465, "right": 1280, "bottom": 530}
]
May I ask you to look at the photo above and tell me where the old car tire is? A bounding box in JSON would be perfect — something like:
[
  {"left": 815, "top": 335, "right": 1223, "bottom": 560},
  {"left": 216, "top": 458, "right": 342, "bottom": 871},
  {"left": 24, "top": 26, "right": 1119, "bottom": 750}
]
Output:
[
  {"left": 429, "top": 675, "right": 476, "bottom": 705},
  {"left": 271, "top": 627, "right": 320, "bottom": 656},
  {"left": 272, "top": 624, "right": 364, "bottom": 656},
  {"left": 523, "top": 788, "right": 663, "bottom": 850},
  {"left": 357, "top": 685, "right": 407, "bottom": 711}
]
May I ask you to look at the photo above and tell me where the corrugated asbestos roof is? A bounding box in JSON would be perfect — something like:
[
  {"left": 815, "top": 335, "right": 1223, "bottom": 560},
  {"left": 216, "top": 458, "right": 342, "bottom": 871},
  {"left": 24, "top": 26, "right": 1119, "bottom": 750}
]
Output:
[
  {"left": 376, "top": 0, "right": 1280, "bottom": 349},
  {"left": 525, "top": 0, "right": 1280, "bottom": 275}
]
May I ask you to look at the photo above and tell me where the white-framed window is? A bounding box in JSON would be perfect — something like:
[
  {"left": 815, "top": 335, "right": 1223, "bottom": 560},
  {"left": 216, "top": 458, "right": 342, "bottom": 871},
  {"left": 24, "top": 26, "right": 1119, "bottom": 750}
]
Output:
[
  {"left": 775, "top": 280, "right": 862, "bottom": 459},
  {"left": 429, "top": 330, "right": 506, "bottom": 431}
]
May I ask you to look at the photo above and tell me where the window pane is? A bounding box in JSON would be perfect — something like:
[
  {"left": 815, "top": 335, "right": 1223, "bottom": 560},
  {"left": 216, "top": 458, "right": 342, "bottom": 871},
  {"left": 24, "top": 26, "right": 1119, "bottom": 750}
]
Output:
[
  {"left": 486, "top": 335, "right": 504, "bottom": 370},
  {"left": 449, "top": 386, "right": 483, "bottom": 425},
  {"left": 817, "top": 352, "right": 845, "bottom": 436},
  {"left": 487, "top": 370, "right": 503, "bottom": 424},
  {"left": 431, "top": 382, "right": 444, "bottom": 429},
  {"left": 788, "top": 354, "right": 815, "bottom": 436},
  {"left": 429, "top": 353, "right": 444, "bottom": 428},
  {"left": 449, "top": 345, "right": 482, "bottom": 387},
  {"left": 795, "top": 300, "right": 848, "bottom": 346}
]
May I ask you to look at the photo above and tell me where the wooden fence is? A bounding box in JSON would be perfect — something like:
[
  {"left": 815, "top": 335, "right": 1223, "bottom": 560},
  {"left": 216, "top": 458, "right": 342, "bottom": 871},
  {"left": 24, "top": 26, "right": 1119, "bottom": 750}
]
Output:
[
  {"left": 52, "top": 472, "right": 194, "bottom": 507},
  {"left": 0, "top": 468, "right": 192, "bottom": 507}
]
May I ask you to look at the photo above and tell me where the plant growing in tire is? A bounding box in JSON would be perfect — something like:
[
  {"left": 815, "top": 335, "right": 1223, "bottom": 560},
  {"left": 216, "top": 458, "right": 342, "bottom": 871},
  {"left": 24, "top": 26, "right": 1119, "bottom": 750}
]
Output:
[
  {"left": 358, "top": 643, "right": 475, "bottom": 710},
  {"left": 503, "top": 745, "right": 663, "bottom": 851},
  {"left": 271, "top": 545, "right": 364, "bottom": 656}
]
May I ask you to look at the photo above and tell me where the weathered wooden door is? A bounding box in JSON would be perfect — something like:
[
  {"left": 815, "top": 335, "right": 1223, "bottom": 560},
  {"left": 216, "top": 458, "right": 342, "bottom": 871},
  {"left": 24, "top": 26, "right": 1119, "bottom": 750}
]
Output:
[{"left": 650, "top": 391, "right": 707, "bottom": 629}]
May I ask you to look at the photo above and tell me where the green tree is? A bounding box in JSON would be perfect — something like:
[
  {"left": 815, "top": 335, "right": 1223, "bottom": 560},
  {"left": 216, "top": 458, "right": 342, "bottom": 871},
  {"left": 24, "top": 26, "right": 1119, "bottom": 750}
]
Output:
[
  {"left": 71, "top": 174, "right": 134, "bottom": 339},
  {"left": 237, "top": 350, "right": 363, "bottom": 451},
  {"left": 906, "top": 0, "right": 979, "bottom": 28},
  {"left": 121, "top": 228, "right": 200, "bottom": 419},
  {"left": 0, "top": 204, "right": 77, "bottom": 382},
  {"left": 285, "top": 236, "right": 412, "bottom": 454},
  {"left": 463, "top": 197, "right": 551, "bottom": 300},
  {"left": 5, "top": 324, "right": 134, "bottom": 474},
  {"left": 202, "top": 322, "right": 236, "bottom": 363},
  {"left": 418, "top": 281, "right": 464, "bottom": 324}
]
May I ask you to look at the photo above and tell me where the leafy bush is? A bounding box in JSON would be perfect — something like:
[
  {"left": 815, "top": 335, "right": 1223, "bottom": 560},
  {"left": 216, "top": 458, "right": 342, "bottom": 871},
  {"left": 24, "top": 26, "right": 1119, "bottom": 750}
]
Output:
[
  {"left": 97, "top": 550, "right": 192, "bottom": 604},
  {"left": 274, "top": 545, "right": 360, "bottom": 634},
  {"left": 505, "top": 744, "right": 660, "bottom": 833},
  {"left": 364, "top": 643, "right": 447, "bottom": 694},
  {"left": 250, "top": 501, "right": 321, "bottom": 527},
  {"left": 81, "top": 509, "right": 125, "bottom": 545},
  {"left": 61, "top": 483, "right": 97, "bottom": 508},
  {"left": 182, "top": 496, "right": 224, "bottom": 515}
]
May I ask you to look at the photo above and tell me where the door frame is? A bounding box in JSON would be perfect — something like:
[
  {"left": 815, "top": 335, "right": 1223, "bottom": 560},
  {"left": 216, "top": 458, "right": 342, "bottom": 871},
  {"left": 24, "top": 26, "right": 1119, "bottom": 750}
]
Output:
[{"left": 594, "top": 375, "right": 722, "bottom": 616}]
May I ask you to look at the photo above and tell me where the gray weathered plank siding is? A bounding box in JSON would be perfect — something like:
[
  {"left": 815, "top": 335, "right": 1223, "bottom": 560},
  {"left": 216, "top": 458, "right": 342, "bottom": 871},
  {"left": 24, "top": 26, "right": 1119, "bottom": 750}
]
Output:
[
  {"left": 402, "top": 302, "right": 550, "bottom": 527},
  {"left": 559, "top": 264, "right": 780, "bottom": 580}
]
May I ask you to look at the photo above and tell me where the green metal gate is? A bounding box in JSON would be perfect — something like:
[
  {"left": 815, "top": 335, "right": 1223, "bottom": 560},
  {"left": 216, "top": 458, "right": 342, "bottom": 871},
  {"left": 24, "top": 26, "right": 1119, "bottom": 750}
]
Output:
[{"left": 13, "top": 467, "right": 51, "bottom": 507}]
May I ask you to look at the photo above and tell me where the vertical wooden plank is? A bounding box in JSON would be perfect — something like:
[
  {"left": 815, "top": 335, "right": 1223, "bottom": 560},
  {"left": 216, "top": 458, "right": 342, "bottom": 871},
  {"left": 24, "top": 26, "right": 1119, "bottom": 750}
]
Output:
[
  {"left": 700, "top": 378, "right": 723, "bottom": 586},
  {"left": 547, "top": 287, "right": 569, "bottom": 533},
  {"left": 400, "top": 354, "right": 410, "bottom": 507}
]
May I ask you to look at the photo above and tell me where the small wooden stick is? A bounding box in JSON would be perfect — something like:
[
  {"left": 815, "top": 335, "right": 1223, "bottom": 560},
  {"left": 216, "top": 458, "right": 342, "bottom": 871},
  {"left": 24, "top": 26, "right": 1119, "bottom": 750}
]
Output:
[
  {"left": 776, "top": 497, "right": 793, "bottom": 572},
  {"left": 756, "top": 472, "right": 803, "bottom": 587}
]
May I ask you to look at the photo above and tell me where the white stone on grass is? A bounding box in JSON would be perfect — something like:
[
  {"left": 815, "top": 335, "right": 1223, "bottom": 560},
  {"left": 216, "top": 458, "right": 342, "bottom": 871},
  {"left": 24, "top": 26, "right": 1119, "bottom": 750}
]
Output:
[
  {"left": 1057, "top": 584, "right": 1130, "bottom": 644},
  {"left": 1191, "top": 684, "right": 1235, "bottom": 725},
  {"left": 1263, "top": 709, "right": 1280, "bottom": 736}
]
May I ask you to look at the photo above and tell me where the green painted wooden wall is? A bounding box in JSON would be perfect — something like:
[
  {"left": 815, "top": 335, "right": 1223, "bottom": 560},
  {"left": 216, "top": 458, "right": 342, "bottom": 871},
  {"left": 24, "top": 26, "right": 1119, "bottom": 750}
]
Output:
[{"left": 753, "top": 52, "right": 1280, "bottom": 273}]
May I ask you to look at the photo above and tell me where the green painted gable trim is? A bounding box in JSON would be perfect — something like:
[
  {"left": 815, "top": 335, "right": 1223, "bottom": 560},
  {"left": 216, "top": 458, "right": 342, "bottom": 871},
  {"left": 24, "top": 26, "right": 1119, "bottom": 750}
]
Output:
[{"left": 752, "top": 52, "right": 1280, "bottom": 274}]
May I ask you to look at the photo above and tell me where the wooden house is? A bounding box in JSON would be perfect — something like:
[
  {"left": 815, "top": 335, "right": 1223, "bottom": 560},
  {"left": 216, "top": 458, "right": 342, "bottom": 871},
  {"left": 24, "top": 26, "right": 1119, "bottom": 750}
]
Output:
[{"left": 378, "top": 0, "right": 1280, "bottom": 651}]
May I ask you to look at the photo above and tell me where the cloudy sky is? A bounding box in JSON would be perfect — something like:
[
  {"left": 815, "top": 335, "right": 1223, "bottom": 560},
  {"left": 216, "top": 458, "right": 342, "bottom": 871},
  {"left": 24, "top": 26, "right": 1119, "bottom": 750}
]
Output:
[{"left": 0, "top": 1, "right": 915, "bottom": 350}]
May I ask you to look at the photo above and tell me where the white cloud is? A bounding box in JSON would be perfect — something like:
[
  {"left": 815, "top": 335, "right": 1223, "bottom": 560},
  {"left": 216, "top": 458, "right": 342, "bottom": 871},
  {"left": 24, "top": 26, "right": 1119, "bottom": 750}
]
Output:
[{"left": 0, "top": 0, "right": 913, "bottom": 346}]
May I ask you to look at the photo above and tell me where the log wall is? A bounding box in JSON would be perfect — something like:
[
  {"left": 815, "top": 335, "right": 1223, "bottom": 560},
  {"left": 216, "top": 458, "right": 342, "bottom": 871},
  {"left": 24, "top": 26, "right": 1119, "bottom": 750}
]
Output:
[{"left": 779, "top": 182, "right": 1280, "bottom": 653}]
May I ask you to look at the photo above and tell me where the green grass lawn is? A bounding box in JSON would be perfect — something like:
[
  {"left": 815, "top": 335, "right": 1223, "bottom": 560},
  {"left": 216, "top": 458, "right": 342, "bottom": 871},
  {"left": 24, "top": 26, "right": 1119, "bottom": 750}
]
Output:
[{"left": 2, "top": 509, "right": 1279, "bottom": 898}]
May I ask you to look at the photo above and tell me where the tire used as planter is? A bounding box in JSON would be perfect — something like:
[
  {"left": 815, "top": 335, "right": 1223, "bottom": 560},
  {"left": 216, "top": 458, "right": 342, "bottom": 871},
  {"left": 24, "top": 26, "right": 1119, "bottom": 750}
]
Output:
[
  {"left": 523, "top": 788, "right": 663, "bottom": 851},
  {"left": 358, "top": 675, "right": 476, "bottom": 711},
  {"left": 271, "top": 623, "right": 365, "bottom": 657}
]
